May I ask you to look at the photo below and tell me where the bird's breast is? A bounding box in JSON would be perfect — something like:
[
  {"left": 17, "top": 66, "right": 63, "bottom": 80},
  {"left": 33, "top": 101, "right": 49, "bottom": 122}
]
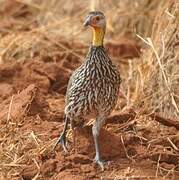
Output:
[{"left": 65, "top": 47, "right": 121, "bottom": 119}]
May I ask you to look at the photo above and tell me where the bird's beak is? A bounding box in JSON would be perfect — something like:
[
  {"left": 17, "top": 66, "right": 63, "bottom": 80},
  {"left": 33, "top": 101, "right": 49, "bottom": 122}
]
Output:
[{"left": 83, "top": 15, "right": 91, "bottom": 27}]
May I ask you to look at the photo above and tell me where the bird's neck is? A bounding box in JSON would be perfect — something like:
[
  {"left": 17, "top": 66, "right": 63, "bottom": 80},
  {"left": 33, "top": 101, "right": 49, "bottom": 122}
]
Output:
[{"left": 92, "top": 27, "right": 105, "bottom": 47}]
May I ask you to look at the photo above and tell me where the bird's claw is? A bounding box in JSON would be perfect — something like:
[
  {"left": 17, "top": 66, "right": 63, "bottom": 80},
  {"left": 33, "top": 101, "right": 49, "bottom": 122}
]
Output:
[
  {"left": 52, "top": 133, "right": 68, "bottom": 153},
  {"left": 93, "top": 157, "right": 110, "bottom": 171}
]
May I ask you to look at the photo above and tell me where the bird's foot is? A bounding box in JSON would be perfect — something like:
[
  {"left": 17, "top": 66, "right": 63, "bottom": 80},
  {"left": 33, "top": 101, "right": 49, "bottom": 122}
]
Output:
[
  {"left": 52, "top": 133, "right": 68, "bottom": 153},
  {"left": 93, "top": 156, "right": 110, "bottom": 171}
]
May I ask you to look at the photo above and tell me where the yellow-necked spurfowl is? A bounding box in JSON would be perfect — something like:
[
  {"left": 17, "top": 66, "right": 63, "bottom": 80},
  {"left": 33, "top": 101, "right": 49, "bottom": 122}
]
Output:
[{"left": 53, "top": 11, "right": 121, "bottom": 170}]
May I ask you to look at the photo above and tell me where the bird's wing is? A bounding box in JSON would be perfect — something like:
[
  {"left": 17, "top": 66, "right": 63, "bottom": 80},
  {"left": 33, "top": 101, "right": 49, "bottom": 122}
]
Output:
[{"left": 65, "top": 68, "right": 78, "bottom": 104}]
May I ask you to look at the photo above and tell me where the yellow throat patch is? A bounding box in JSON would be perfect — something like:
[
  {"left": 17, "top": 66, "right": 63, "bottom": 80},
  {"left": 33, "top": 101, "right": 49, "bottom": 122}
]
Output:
[{"left": 92, "top": 27, "right": 105, "bottom": 46}]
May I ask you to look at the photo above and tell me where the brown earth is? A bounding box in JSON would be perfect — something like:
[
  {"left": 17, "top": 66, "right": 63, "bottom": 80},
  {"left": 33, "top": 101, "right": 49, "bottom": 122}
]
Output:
[{"left": 0, "top": 39, "right": 179, "bottom": 180}]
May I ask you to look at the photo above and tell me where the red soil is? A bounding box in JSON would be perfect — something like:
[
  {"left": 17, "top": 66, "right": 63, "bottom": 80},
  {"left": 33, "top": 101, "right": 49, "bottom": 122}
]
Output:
[{"left": 0, "top": 40, "right": 178, "bottom": 180}]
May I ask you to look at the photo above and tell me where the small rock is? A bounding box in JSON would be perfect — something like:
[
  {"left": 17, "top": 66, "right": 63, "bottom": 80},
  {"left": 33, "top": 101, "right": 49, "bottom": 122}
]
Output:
[
  {"left": 81, "top": 164, "right": 95, "bottom": 173},
  {"left": 41, "top": 159, "right": 57, "bottom": 176},
  {"left": 20, "top": 165, "right": 38, "bottom": 180},
  {"left": 56, "top": 171, "right": 86, "bottom": 180},
  {"left": 66, "top": 154, "right": 91, "bottom": 164}
]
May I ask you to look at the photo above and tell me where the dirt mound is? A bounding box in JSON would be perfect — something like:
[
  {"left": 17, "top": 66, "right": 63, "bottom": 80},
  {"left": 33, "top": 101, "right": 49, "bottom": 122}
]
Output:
[
  {"left": 73, "top": 126, "right": 125, "bottom": 159},
  {"left": 0, "top": 58, "right": 71, "bottom": 94},
  {"left": 0, "top": 84, "right": 48, "bottom": 124}
]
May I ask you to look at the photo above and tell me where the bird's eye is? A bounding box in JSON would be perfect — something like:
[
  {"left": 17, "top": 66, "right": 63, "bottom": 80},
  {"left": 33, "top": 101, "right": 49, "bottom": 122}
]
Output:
[{"left": 95, "top": 16, "right": 100, "bottom": 21}]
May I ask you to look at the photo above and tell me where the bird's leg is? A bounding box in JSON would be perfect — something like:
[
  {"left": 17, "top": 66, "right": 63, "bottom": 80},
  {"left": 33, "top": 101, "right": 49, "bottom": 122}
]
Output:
[
  {"left": 92, "top": 116, "right": 106, "bottom": 171},
  {"left": 53, "top": 116, "right": 69, "bottom": 153},
  {"left": 71, "top": 120, "right": 77, "bottom": 154}
]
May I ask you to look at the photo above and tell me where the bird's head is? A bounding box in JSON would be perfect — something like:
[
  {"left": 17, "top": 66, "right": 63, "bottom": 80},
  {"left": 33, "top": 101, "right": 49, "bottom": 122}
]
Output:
[
  {"left": 84, "top": 11, "right": 106, "bottom": 46},
  {"left": 83, "top": 11, "right": 106, "bottom": 29}
]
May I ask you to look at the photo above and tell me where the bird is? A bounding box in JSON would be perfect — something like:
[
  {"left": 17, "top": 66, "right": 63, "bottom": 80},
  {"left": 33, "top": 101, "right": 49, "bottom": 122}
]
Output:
[{"left": 53, "top": 11, "right": 121, "bottom": 170}]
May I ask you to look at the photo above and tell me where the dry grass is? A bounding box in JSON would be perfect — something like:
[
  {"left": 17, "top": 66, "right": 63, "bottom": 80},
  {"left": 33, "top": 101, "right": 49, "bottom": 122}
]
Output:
[
  {"left": 131, "top": 1, "right": 179, "bottom": 119},
  {"left": 0, "top": 0, "right": 164, "bottom": 62}
]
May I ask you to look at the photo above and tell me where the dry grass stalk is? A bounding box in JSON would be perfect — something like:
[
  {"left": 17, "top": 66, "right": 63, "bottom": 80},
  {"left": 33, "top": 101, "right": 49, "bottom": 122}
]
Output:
[{"left": 133, "top": 0, "right": 179, "bottom": 119}]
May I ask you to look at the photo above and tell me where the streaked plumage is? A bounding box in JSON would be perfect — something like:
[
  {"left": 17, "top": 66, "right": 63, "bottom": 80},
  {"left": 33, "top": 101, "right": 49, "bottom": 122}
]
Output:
[
  {"left": 53, "top": 11, "right": 121, "bottom": 171},
  {"left": 65, "top": 46, "right": 120, "bottom": 120}
]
